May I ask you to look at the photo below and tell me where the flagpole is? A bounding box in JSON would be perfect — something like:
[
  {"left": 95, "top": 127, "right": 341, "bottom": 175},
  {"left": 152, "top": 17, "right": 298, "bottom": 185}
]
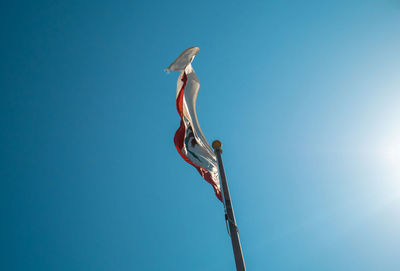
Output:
[{"left": 212, "top": 140, "right": 246, "bottom": 271}]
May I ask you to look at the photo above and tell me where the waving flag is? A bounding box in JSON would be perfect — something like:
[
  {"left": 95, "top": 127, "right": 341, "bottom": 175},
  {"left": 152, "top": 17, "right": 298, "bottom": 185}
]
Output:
[{"left": 167, "top": 47, "right": 222, "bottom": 202}]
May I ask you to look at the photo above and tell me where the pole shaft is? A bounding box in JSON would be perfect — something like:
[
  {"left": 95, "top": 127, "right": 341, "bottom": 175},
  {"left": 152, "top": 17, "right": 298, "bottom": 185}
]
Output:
[{"left": 213, "top": 141, "right": 246, "bottom": 271}]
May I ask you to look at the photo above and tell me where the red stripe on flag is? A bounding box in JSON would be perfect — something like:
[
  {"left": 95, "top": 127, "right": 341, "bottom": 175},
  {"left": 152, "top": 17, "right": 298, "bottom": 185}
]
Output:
[
  {"left": 175, "top": 73, "right": 186, "bottom": 118},
  {"left": 174, "top": 73, "right": 222, "bottom": 202}
]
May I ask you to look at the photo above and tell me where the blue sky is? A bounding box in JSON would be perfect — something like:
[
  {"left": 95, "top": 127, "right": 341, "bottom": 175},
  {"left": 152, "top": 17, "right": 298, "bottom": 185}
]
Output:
[{"left": 2, "top": 0, "right": 400, "bottom": 270}]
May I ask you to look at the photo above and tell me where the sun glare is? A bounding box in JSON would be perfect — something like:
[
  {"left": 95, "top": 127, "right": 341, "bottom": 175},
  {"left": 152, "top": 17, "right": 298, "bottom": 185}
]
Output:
[
  {"left": 382, "top": 144, "right": 400, "bottom": 164},
  {"left": 379, "top": 138, "right": 400, "bottom": 164},
  {"left": 377, "top": 136, "right": 400, "bottom": 179}
]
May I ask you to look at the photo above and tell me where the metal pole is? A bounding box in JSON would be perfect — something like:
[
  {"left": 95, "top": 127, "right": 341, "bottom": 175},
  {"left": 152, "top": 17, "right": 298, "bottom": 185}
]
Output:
[{"left": 212, "top": 140, "right": 246, "bottom": 271}]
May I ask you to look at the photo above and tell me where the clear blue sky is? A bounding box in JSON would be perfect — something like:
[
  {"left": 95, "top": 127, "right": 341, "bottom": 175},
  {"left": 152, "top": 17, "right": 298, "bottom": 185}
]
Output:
[{"left": 2, "top": 0, "right": 400, "bottom": 270}]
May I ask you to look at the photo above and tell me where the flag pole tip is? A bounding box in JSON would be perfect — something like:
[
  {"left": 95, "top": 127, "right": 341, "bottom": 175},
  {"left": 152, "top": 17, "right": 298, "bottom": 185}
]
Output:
[{"left": 212, "top": 140, "right": 222, "bottom": 151}]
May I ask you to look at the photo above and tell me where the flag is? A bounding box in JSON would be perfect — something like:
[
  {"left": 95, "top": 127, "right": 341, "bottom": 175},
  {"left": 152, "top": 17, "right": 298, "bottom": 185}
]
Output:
[{"left": 167, "top": 47, "right": 222, "bottom": 202}]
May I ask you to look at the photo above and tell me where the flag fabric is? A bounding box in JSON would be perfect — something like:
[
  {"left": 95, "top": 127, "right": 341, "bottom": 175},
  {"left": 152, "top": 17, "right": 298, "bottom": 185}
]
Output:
[{"left": 167, "top": 47, "right": 222, "bottom": 202}]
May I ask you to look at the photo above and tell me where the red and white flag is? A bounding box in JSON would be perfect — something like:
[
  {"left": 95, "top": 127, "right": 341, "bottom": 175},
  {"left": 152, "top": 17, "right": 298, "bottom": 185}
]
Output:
[{"left": 167, "top": 47, "right": 222, "bottom": 202}]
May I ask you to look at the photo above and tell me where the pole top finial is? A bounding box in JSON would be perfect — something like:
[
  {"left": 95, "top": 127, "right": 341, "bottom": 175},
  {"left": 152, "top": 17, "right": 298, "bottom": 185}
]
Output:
[{"left": 212, "top": 140, "right": 222, "bottom": 151}]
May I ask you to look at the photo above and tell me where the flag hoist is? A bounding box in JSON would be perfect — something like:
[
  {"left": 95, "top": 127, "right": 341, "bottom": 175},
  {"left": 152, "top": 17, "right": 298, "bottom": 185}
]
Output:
[{"left": 167, "top": 47, "right": 246, "bottom": 271}]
